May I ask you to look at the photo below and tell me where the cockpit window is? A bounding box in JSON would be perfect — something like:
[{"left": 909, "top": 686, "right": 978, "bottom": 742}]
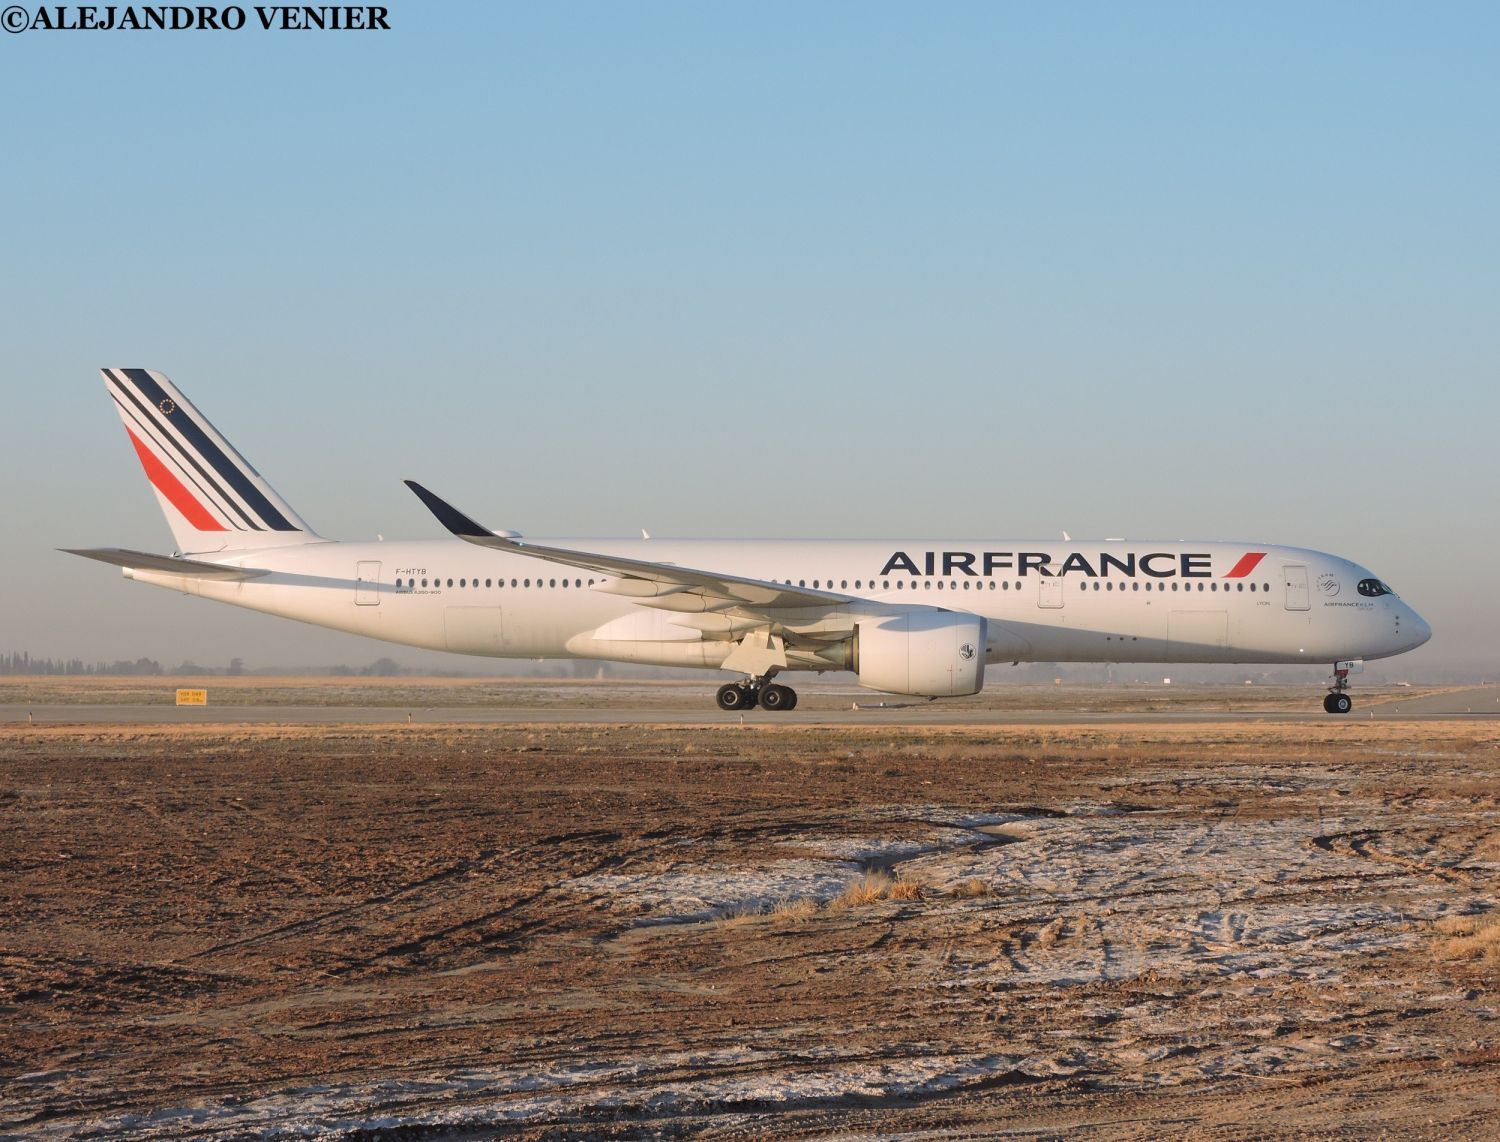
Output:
[{"left": 1357, "top": 578, "right": 1395, "bottom": 597}]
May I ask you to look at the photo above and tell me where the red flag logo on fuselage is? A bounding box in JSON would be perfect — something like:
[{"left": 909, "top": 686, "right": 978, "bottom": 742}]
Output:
[{"left": 1224, "top": 552, "right": 1267, "bottom": 579}]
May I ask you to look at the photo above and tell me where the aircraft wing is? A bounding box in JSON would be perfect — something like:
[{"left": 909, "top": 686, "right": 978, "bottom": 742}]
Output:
[
  {"left": 404, "top": 481, "right": 844, "bottom": 610},
  {"left": 62, "top": 548, "right": 270, "bottom": 580}
]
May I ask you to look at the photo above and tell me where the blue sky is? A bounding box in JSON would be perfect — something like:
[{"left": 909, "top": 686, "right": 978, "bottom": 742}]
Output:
[{"left": 2, "top": 2, "right": 1496, "bottom": 671}]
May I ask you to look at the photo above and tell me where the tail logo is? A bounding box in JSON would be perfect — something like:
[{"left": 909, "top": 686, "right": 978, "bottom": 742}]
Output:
[{"left": 103, "top": 368, "right": 305, "bottom": 536}]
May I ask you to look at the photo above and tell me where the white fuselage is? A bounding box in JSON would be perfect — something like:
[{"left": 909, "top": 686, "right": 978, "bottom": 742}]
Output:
[{"left": 126, "top": 537, "right": 1430, "bottom": 673}]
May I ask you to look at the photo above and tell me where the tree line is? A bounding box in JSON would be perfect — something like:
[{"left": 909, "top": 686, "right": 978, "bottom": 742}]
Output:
[
  {"left": 0, "top": 652, "right": 404, "bottom": 677},
  {"left": 0, "top": 652, "right": 167, "bottom": 675}
]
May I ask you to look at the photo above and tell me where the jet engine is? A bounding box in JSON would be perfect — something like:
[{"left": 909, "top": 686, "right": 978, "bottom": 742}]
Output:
[{"left": 853, "top": 610, "right": 987, "bottom": 697}]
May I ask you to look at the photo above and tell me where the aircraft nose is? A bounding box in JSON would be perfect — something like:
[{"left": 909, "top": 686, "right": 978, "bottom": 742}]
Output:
[{"left": 1402, "top": 605, "right": 1432, "bottom": 651}]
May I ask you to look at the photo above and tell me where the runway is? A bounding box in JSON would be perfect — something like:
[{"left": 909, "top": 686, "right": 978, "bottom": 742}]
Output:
[{"left": 4, "top": 684, "right": 1497, "bottom": 726}]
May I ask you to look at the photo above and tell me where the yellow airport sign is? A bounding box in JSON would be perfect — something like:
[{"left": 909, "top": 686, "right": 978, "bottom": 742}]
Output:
[{"left": 175, "top": 688, "right": 208, "bottom": 706}]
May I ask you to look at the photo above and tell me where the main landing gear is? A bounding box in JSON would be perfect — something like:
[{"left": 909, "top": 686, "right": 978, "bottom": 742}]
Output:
[
  {"left": 1323, "top": 664, "right": 1354, "bottom": 715},
  {"left": 716, "top": 677, "right": 798, "bottom": 712}
]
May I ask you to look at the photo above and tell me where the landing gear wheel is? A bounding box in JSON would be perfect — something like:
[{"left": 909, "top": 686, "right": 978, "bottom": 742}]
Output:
[
  {"left": 760, "top": 683, "right": 797, "bottom": 712},
  {"left": 716, "top": 683, "right": 751, "bottom": 711},
  {"left": 1323, "top": 692, "right": 1352, "bottom": 715},
  {"left": 1324, "top": 662, "right": 1355, "bottom": 715}
]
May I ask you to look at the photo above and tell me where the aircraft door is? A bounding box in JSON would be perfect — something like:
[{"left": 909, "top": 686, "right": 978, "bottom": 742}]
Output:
[
  {"left": 356, "top": 561, "right": 381, "bottom": 606},
  {"left": 1038, "top": 577, "right": 1064, "bottom": 609},
  {"left": 1283, "top": 564, "right": 1309, "bottom": 611}
]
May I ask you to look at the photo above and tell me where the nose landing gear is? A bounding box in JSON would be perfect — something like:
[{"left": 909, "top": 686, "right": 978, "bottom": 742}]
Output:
[
  {"left": 715, "top": 677, "right": 798, "bottom": 712},
  {"left": 1323, "top": 664, "right": 1354, "bottom": 714}
]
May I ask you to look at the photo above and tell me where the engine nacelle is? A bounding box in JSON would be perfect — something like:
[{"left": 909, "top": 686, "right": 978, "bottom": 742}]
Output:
[{"left": 854, "top": 610, "right": 987, "bottom": 697}]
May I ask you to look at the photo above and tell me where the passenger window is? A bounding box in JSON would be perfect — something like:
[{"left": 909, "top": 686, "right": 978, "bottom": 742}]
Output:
[{"left": 524, "top": 579, "right": 531, "bottom": 587}]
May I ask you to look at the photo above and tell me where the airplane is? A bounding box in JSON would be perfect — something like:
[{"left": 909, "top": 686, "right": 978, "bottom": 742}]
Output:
[{"left": 66, "top": 369, "right": 1431, "bottom": 714}]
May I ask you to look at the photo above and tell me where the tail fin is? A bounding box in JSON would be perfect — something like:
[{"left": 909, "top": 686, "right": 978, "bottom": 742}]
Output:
[{"left": 101, "top": 368, "right": 320, "bottom": 554}]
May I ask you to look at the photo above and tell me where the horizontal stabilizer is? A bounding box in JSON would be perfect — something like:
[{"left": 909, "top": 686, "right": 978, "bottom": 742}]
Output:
[{"left": 61, "top": 547, "right": 269, "bottom": 580}]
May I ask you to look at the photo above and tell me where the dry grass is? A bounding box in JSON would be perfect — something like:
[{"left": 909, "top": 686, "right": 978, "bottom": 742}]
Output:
[
  {"left": 951, "top": 878, "right": 991, "bottom": 899},
  {"left": 728, "top": 880, "right": 924, "bottom": 926},
  {"left": 769, "top": 897, "right": 819, "bottom": 922},
  {"left": 888, "top": 876, "right": 924, "bottom": 900},
  {"left": 832, "top": 871, "right": 894, "bottom": 907},
  {"left": 830, "top": 870, "right": 925, "bottom": 908},
  {"left": 714, "top": 901, "right": 769, "bottom": 927},
  {"left": 1433, "top": 913, "right": 1500, "bottom": 964},
  {"left": 718, "top": 896, "right": 824, "bottom": 926}
]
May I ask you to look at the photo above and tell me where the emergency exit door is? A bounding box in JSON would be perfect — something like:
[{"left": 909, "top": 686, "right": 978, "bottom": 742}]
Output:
[
  {"left": 355, "top": 561, "right": 381, "bottom": 605},
  {"left": 1283, "top": 564, "right": 1309, "bottom": 611}
]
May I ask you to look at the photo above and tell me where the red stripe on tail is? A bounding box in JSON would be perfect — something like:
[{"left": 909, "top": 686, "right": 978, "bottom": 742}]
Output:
[
  {"left": 126, "top": 428, "right": 227, "bottom": 532},
  {"left": 1224, "top": 552, "right": 1266, "bottom": 578}
]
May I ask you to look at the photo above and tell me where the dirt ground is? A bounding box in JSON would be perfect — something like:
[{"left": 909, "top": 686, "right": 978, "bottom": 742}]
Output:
[{"left": 1, "top": 692, "right": 1497, "bottom": 1137}]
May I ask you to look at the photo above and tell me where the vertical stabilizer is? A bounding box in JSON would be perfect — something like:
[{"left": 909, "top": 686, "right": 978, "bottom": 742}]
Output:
[{"left": 101, "top": 368, "right": 321, "bottom": 554}]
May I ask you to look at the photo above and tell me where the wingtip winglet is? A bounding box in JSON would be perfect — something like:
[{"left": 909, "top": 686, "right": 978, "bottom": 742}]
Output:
[{"left": 403, "top": 480, "right": 493, "bottom": 539}]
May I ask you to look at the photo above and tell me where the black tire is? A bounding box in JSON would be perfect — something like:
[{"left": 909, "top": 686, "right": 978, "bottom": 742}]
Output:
[
  {"left": 716, "top": 683, "right": 748, "bottom": 711},
  {"left": 1325, "top": 692, "right": 1352, "bottom": 714},
  {"left": 760, "top": 684, "right": 791, "bottom": 711},
  {"left": 783, "top": 688, "right": 798, "bottom": 711}
]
